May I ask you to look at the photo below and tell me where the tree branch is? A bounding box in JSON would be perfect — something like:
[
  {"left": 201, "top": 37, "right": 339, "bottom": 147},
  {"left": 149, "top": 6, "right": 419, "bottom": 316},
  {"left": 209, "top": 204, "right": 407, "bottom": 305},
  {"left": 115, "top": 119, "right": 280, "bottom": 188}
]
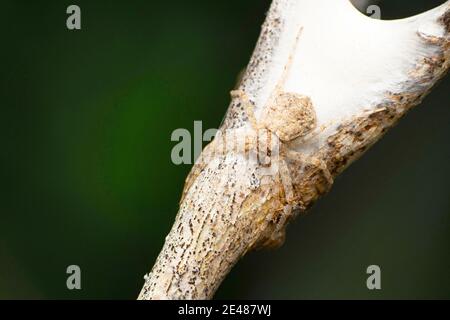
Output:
[{"left": 139, "top": 0, "right": 450, "bottom": 300}]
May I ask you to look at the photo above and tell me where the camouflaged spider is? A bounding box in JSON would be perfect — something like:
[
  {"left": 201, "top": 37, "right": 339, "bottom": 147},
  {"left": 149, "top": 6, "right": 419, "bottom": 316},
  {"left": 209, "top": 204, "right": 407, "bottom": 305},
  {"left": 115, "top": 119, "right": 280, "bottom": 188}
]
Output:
[
  {"left": 182, "top": 27, "right": 333, "bottom": 207},
  {"left": 229, "top": 27, "right": 333, "bottom": 205}
]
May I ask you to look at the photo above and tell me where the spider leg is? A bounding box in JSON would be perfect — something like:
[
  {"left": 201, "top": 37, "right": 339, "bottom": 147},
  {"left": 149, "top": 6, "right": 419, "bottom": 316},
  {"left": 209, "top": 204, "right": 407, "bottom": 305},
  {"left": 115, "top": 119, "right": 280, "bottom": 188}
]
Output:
[
  {"left": 278, "top": 156, "right": 295, "bottom": 204},
  {"left": 285, "top": 149, "right": 334, "bottom": 188},
  {"left": 308, "top": 156, "right": 334, "bottom": 187},
  {"left": 230, "top": 89, "right": 261, "bottom": 131},
  {"left": 274, "top": 26, "right": 303, "bottom": 93}
]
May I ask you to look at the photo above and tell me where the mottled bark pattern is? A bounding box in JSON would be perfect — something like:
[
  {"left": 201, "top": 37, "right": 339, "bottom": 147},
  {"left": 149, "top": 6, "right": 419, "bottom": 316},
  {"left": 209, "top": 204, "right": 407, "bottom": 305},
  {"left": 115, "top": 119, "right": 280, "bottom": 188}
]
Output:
[{"left": 139, "top": 1, "right": 450, "bottom": 300}]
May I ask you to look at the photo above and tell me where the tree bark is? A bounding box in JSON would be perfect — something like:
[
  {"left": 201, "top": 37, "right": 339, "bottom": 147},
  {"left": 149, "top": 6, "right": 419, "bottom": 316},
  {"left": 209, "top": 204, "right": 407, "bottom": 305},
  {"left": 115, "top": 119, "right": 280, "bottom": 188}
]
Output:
[{"left": 139, "top": 0, "right": 450, "bottom": 300}]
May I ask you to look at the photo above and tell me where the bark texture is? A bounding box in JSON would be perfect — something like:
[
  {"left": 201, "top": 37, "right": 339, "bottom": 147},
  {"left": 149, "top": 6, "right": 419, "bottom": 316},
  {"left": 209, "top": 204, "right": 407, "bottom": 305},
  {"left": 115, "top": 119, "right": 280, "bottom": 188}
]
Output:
[{"left": 139, "top": 0, "right": 450, "bottom": 300}]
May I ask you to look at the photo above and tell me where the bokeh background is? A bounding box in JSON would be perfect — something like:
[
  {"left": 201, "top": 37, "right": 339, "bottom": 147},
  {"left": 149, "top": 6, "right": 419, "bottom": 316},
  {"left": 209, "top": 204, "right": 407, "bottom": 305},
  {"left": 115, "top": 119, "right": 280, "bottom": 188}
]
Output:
[{"left": 0, "top": 0, "right": 449, "bottom": 299}]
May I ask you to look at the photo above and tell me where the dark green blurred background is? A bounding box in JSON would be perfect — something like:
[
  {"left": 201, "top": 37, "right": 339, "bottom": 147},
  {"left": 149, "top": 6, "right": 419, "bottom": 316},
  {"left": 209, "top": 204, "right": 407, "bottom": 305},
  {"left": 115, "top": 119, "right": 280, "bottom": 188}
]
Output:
[{"left": 0, "top": 0, "right": 449, "bottom": 299}]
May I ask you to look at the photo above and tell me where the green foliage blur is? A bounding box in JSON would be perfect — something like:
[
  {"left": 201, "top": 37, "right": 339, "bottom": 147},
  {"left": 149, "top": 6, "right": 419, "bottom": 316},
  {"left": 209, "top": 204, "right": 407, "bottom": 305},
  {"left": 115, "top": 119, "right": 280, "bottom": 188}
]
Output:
[{"left": 0, "top": 0, "right": 449, "bottom": 299}]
